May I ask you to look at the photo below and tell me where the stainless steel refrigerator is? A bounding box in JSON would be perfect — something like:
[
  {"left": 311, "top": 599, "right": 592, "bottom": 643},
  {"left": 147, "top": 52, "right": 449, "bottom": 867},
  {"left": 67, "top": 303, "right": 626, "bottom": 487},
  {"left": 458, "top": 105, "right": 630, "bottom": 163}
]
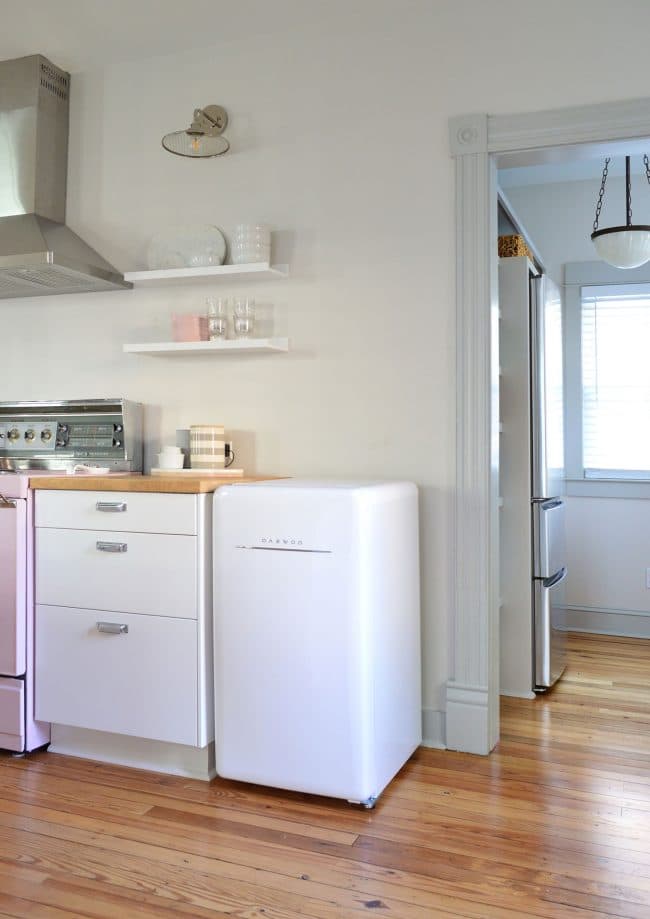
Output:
[{"left": 499, "top": 257, "right": 567, "bottom": 695}]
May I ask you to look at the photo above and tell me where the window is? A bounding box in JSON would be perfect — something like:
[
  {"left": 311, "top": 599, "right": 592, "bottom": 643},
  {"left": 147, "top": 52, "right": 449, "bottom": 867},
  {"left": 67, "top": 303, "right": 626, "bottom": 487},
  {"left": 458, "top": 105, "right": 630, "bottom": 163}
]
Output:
[{"left": 581, "top": 284, "right": 650, "bottom": 479}]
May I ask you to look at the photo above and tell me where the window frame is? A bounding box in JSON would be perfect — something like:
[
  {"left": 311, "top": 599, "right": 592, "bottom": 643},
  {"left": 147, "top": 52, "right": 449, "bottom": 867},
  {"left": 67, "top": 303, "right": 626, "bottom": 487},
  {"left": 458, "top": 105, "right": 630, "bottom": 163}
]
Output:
[{"left": 565, "top": 260, "right": 650, "bottom": 497}]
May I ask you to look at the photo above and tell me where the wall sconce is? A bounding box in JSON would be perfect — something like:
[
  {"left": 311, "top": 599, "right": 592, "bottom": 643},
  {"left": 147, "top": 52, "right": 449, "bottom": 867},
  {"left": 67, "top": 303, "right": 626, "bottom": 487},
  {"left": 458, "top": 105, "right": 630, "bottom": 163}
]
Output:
[
  {"left": 591, "top": 155, "right": 650, "bottom": 268},
  {"left": 162, "top": 105, "right": 229, "bottom": 158}
]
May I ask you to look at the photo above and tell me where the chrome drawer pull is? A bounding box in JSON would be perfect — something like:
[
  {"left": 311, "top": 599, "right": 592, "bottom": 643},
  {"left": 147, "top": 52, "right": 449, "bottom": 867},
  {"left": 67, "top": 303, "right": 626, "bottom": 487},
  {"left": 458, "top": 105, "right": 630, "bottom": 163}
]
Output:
[
  {"left": 96, "top": 501, "right": 127, "bottom": 513},
  {"left": 96, "top": 622, "right": 128, "bottom": 635},
  {"left": 96, "top": 541, "right": 128, "bottom": 553}
]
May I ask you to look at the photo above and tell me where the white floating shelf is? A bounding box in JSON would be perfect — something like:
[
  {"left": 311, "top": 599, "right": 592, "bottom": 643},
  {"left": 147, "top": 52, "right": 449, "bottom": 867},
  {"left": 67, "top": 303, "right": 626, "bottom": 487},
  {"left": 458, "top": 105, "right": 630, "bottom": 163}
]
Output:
[
  {"left": 123, "top": 338, "right": 289, "bottom": 356},
  {"left": 124, "top": 263, "right": 289, "bottom": 286}
]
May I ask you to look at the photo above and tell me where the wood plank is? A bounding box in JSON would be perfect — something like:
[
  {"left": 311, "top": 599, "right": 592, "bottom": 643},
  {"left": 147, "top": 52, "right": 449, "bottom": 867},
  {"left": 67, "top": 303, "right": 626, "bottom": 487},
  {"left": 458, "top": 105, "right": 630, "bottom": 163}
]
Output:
[
  {"left": 0, "top": 632, "right": 648, "bottom": 916},
  {"left": 28, "top": 474, "right": 281, "bottom": 494}
]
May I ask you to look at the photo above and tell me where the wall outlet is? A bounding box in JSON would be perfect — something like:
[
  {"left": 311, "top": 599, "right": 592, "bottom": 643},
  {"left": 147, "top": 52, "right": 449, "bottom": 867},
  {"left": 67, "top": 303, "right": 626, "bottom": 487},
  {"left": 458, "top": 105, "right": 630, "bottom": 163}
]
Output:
[{"left": 645, "top": 567, "right": 650, "bottom": 589}]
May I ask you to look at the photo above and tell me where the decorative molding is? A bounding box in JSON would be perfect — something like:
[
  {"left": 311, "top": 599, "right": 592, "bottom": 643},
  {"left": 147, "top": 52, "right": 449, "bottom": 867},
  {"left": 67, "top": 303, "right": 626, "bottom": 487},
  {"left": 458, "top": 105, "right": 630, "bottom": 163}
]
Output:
[
  {"left": 446, "top": 149, "right": 499, "bottom": 756},
  {"left": 565, "top": 259, "right": 650, "bottom": 287},
  {"left": 489, "top": 98, "right": 650, "bottom": 154},
  {"left": 500, "top": 688, "right": 536, "bottom": 701},
  {"left": 449, "top": 114, "right": 488, "bottom": 156},
  {"left": 421, "top": 708, "right": 446, "bottom": 749}
]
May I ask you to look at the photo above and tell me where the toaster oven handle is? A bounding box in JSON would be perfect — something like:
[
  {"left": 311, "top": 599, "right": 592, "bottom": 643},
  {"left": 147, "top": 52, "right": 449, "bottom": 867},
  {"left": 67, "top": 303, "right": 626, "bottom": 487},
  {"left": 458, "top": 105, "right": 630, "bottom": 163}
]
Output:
[
  {"left": 96, "top": 501, "right": 127, "bottom": 513},
  {"left": 96, "top": 622, "right": 128, "bottom": 635},
  {"left": 96, "top": 541, "right": 128, "bottom": 553}
]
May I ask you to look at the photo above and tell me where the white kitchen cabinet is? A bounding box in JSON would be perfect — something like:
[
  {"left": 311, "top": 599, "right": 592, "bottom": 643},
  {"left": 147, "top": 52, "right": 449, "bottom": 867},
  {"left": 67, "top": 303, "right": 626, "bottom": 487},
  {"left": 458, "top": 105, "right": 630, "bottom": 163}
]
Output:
[
  {"left": 35, "top": 490, "right": 197, "bottom": 534},
  {"left": 36, "top": 528, "right": 197, "bottom": 619},
  {"left": 36, "top": 606, "right": 198, "bottom": 745},
  {"left": 35, "top": 490, "right": 213, "bottom": 751}
]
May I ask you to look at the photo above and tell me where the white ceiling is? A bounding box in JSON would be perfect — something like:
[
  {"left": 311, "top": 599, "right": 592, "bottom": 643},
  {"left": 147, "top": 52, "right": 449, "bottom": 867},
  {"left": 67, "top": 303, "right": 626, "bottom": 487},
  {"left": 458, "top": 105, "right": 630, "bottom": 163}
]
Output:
[
  {"left": 0, "top": 0, "right": 343, "bottom": 72},
  {"left": 499, "top": 134, "right": 650, "bottom": 189}
]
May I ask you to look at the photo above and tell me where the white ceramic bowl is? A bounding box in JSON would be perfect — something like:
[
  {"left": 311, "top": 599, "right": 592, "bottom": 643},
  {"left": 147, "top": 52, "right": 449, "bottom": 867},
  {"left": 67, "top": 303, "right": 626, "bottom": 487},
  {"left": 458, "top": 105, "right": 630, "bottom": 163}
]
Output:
[
  {"left": 147, "top": 225, "right": 227, "bottom": 269},
  {"left": 156, "top": 453, "right": 185, "bottom": 470}
]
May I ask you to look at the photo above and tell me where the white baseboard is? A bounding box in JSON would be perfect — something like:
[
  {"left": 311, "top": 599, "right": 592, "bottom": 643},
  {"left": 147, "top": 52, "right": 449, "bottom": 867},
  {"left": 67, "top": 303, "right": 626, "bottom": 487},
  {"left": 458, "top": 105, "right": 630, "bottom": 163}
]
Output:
[
  {"left": 445, "top": 683, "right": 492, "bottom": 755},
  {"left": 421, "top": 708, "right": 446, "bottom": 749},
  {"left": 49, "top": 725, "right": 216, "bottom": 780},
  {"left": 558, "top": 607, "right": 650, "bottom": 640},
  {"left": 499, "top": 688, "right": 536, "bottom": 700}
]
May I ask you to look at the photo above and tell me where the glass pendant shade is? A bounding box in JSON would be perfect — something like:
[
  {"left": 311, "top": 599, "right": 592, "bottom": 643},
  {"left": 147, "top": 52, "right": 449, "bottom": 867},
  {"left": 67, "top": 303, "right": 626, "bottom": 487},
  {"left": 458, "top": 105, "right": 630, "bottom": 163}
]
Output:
[{"left": 591, "top": 227, "right": 650, "bottom": 269}]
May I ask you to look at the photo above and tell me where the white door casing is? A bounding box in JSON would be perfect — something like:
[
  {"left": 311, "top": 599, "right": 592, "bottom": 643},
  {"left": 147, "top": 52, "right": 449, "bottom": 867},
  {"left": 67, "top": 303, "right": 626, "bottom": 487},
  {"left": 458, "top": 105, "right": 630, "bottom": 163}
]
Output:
[{"left": 448, "top": 98, "right": 650, "bottom": 755}]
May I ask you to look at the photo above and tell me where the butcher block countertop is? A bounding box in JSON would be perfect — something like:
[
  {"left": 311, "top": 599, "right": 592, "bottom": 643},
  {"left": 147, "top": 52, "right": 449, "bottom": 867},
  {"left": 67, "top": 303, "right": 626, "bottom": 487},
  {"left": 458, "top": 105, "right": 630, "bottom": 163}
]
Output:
[{"left": 29, "top": 474, "right": 279, "bottom": 494}]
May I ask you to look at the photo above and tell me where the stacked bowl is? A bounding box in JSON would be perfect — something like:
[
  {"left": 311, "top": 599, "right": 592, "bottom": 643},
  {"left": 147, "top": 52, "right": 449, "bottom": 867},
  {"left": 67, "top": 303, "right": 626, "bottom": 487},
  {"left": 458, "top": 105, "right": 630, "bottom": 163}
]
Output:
[{"left": 231, "top": 224, "right": 271, "bottom": 265}]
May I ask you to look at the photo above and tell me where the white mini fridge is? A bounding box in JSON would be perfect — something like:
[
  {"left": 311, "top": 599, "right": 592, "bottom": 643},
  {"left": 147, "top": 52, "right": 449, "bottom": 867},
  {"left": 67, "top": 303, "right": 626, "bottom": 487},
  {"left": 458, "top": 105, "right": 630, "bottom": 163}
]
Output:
[{"left": 213, "top": 480, "right": 421, "bottom": 806}]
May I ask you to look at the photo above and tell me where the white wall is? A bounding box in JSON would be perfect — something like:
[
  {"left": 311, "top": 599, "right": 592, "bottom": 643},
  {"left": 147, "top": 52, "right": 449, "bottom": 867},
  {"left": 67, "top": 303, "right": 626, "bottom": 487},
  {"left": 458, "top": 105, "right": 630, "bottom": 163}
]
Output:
[
  {"left": 564, "top": 498, "right": 650, "bottom": 637},
  {"left": 5, "top": 0, "right": 650, "bottom": 739}
]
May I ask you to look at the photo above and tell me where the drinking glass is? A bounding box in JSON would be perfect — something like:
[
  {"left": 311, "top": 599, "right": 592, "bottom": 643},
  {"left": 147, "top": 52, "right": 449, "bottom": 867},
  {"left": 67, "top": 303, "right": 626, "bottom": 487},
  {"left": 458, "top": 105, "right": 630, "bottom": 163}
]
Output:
[
  {"left": 233, "top": 297, "right": 255, "bottom": 338},
  {"left": 206, "top": 297, "right": 228, "bottom": 340}
]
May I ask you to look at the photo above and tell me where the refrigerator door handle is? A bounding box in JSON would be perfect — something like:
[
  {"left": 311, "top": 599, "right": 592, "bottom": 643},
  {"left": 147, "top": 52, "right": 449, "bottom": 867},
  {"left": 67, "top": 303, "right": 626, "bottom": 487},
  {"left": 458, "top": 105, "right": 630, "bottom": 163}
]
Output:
[
  {"left": 534, "top": 565, "right": 568, "bottom": 690},
  {"left": 533, "top": 499, "right": 566, "bottom": 579},
  {"left": 543, "top": 566, "right": 567, "bottom": 589}
]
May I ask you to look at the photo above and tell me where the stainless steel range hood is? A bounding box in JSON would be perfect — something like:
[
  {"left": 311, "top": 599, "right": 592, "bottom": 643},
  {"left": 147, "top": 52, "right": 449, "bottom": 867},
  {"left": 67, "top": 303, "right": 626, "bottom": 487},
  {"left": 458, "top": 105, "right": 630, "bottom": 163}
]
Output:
[{"left": 0, "top": 55, "right": 131, "bottom": 298}]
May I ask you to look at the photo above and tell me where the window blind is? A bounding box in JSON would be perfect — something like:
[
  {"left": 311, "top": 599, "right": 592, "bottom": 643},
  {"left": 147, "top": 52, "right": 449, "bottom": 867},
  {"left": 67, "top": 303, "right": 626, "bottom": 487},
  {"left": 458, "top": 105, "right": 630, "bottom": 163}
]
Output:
[{"left": 582, "top": 284, "right": 650, "bottom": 478}]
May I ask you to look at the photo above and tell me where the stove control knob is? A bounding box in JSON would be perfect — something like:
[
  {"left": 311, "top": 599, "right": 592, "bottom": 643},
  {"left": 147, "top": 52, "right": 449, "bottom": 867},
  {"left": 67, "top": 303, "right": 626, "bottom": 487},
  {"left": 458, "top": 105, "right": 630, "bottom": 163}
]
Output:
[
  {"left": 24, "top": 429, "right": 35, "bottom": 442},
  {"left": 114, "top": 424, "right": 123, "bottom": 433},
  {"left": 8, "top": 428, "right": 20, "bottom": 441},
  {"left": 41, "top": 429, "right": 52, "bottom": 442},
  {"left": 113, "top": 438, "right": 122, "bottom": 448}
]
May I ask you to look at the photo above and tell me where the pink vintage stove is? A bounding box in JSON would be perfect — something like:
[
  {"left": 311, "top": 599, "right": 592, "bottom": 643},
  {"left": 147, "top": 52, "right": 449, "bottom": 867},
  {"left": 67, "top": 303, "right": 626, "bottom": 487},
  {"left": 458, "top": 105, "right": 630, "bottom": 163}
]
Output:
[{"left": 0, "top": 399, "right": 142, "bottom": 753}]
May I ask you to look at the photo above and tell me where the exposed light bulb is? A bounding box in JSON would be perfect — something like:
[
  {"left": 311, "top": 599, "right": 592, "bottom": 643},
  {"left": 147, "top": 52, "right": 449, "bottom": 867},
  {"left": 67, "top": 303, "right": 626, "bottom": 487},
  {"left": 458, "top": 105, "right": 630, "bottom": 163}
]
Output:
[{"left": 191, "top": 135, "right": 202, "bottom": 153}]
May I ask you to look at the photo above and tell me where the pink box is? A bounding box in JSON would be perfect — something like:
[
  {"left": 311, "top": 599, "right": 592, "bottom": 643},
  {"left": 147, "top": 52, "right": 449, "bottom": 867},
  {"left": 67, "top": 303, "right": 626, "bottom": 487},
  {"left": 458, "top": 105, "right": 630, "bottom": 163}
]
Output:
[{"left": 172, "top": 314, "right": 209, "bottom": 342}]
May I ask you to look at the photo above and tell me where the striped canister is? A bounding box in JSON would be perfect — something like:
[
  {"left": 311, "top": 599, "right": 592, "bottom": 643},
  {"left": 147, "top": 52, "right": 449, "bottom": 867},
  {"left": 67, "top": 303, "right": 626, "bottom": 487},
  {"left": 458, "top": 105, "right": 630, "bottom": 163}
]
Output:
[{"left": 189, "top": 424, "right": 225, "bottom": 470}]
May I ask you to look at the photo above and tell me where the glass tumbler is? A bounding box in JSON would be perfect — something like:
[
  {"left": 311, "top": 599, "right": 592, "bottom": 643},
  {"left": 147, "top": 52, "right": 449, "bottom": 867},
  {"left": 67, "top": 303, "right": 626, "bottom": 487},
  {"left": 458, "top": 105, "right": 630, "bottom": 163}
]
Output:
[
  {"left": 233, "top": 297, "right": 255, "bottom": 338},
  {"left": 206, "top": 297, "right": 228, "bottom": 340}
]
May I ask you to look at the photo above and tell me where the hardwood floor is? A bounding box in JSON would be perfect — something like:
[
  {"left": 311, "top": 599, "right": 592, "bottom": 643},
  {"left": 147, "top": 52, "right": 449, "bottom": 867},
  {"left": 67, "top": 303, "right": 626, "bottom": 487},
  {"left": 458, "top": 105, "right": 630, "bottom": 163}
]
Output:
[{"left": 1, "top": 632, "right": 649, "bottom": 918}]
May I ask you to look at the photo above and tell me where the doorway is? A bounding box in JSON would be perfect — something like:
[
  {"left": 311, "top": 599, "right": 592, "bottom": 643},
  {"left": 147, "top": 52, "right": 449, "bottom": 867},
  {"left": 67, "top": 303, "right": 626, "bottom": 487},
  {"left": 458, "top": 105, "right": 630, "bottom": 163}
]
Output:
[{"left": 447, "top": 100, "right": 650, "bottom": 755}]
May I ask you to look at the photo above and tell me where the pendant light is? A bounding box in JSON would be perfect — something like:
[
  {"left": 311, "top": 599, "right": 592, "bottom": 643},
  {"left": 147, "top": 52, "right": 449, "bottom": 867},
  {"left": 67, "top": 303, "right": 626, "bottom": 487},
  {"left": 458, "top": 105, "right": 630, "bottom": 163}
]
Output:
[
  {"left": 591, "top": 155, "right": 650, "bottom": 269},
  {"left": 162, "top": 105, "right": 229, "bottom": 158}
]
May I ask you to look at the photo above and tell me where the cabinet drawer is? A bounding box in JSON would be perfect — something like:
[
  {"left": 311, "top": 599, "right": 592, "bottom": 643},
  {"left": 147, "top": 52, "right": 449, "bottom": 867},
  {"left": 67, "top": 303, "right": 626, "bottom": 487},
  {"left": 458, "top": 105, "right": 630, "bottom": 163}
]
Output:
[
  {"left": 0, "top": 677, "right": 25, "bottom": 753},
  {"left": 35, "top": 606, "right": 198, "bottom": 746},
  {"left": 36, "top": 529, "right": 197, "bottom": 619},
  {"left": 35, "top": 490, "right": 197, "bottom": 535}
]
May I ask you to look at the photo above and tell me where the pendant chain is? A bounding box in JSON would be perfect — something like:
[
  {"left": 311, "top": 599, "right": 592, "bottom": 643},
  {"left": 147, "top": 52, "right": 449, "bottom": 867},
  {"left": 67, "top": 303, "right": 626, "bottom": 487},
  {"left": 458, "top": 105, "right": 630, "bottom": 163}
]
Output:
[{"left": 593, "top": 157, "right": 610, "bottom": 232}]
